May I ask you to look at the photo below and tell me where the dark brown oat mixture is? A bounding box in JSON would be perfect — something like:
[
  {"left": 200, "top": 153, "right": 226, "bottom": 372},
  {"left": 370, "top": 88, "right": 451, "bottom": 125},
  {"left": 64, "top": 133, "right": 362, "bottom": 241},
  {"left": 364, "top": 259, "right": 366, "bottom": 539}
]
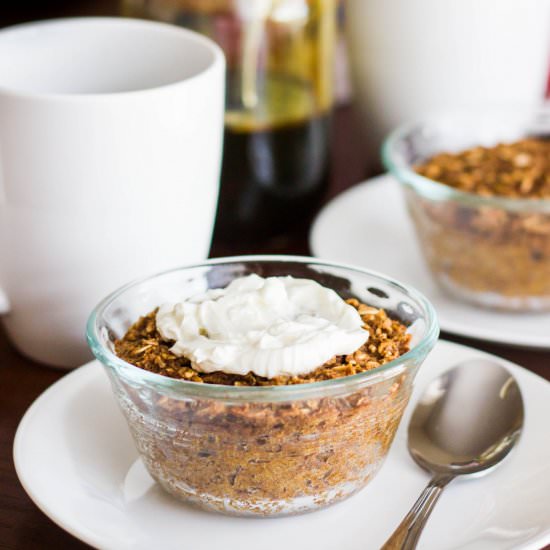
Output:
[
  {"left": 111, "top": 295, "right": 416, "bottom": 515},
  {"left": 415, "top": 138, "right": 550, "bottom": 198},
  {"left": 114, "top": 298, "right": 411, "bottom": 385}
]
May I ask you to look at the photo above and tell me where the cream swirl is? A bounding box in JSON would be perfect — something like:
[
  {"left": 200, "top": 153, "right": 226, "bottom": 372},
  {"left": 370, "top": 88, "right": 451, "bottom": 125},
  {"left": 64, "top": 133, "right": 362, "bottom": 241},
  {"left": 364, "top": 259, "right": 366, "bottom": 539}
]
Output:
[{"left": 156, "top": 274, "right": 369, "bottom": 378}]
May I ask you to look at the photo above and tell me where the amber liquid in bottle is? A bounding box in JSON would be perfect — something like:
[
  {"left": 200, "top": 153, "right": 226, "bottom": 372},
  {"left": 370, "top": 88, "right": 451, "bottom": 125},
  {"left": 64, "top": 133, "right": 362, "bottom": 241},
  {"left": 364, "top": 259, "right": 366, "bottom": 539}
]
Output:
[{"left": 216, "top": 110, "right": 330, "bottom": 242}]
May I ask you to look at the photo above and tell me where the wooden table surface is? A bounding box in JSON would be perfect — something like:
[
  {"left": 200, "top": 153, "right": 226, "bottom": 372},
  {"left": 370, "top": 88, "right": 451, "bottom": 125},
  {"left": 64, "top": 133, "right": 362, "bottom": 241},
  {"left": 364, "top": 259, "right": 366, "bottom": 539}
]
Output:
[{"left": 0, "top": 106, "right": 548, "bottom": 549}]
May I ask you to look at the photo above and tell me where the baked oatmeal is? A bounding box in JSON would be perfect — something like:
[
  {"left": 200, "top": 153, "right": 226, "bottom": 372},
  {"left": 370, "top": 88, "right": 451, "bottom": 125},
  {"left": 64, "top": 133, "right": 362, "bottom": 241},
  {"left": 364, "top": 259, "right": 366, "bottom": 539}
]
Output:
[
  {"left": 110, "top": 275, "right": 414, "bottom": 515},
  {"left": 412, "top": 138, "right": 550, "bottom": 310}
]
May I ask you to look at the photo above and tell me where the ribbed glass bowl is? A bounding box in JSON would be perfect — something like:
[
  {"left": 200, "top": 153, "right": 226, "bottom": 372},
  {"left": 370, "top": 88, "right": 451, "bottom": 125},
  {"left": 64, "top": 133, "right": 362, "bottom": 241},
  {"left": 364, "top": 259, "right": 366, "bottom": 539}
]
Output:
[
  {"left": 383, "top": 108, "right": 550, "bottom": 311},
  {"left": 87, "top": 255, "right": 438, "bottom": 517}
]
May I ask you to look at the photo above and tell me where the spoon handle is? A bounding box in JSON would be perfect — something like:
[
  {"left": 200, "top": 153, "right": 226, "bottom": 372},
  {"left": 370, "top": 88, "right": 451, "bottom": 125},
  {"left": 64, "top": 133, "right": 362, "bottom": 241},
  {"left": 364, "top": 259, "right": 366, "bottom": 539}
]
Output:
[{"left": 380, "top": 473, "right": 454, "bottom": 550}]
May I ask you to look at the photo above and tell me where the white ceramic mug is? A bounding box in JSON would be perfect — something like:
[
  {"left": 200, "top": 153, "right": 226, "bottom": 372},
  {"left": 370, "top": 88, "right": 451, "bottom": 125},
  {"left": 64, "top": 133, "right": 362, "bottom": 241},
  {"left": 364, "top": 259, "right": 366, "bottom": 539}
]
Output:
[
  {"left": 346, "top": 0, "right": 550, "bottom": 152},
  {"left": 0, "top": 17, "right": 225, "bottom": 367}
]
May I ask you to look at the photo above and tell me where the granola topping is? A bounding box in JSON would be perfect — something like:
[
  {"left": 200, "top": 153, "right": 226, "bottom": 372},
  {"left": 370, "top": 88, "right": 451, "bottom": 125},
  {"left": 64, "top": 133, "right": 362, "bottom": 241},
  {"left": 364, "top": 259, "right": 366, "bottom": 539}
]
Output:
[
  {"left": 415, "top": 138, "right": 550, "bottom": 199},
  {"left": 155, "top": 275, "right": 369, "bottom": 379},
  {"left": 115, "top": 297, "right": 410, "bottom": 386}
]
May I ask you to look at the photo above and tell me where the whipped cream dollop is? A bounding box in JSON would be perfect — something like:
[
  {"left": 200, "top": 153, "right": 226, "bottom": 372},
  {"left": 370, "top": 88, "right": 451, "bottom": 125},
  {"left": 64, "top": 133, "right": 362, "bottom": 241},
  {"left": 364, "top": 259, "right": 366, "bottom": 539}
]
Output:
[{"left": 156, "top": 274, "right": 369, "bottom": 379}]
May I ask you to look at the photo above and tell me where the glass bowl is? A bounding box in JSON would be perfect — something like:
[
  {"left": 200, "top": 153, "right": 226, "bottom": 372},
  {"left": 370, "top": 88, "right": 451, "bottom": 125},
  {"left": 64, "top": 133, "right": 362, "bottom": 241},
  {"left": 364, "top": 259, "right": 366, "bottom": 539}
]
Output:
[
  {"left": 383, "top": 108, "right": 550, "bottom": 311},
  {"left": 87, "top": 255, "right": 438, "bottom": 517}
]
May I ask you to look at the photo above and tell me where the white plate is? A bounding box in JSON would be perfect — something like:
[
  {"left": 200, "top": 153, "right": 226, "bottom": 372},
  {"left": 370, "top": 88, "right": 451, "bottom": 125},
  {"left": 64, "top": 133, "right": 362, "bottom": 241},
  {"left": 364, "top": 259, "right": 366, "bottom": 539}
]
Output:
[
  {"left": 310, "top": 175, "right": 550, "bottom": 349},
  {"left": 14, "top": 341, "right": 550, "bottom": 550}
]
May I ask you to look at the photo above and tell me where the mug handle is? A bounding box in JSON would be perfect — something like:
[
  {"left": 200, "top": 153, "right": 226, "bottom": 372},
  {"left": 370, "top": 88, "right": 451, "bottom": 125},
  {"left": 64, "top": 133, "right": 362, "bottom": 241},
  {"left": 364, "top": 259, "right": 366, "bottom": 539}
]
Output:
[
  {"left": 0, "top": 161, "right": 9, "bottom": 314},
  {"left": 0, "top": 289, "right": 9, "bottom": 314}
]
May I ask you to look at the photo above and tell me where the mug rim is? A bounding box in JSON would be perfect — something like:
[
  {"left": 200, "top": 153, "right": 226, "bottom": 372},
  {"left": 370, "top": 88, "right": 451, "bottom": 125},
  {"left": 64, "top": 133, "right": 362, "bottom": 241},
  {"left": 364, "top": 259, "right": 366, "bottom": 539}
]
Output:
[{"left": 0, "top": 16, "right": 225, "bottom": 101}]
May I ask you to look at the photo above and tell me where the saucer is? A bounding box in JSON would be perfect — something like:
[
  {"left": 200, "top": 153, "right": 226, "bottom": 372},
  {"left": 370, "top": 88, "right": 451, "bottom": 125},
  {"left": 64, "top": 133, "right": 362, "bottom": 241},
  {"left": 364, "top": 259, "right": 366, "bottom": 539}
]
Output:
[
  {"left": 14, "top": 341, "right": 550, "bottom": 550},
  {"left": 310, "top": 175, "right": 550, "bottom": 349}
]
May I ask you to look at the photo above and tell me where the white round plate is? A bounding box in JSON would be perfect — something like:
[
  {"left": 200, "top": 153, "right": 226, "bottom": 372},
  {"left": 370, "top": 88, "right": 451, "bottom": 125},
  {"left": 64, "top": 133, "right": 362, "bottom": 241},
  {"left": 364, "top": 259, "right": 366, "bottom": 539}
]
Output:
[
  {"left": 310, "top": 175, "right": 550, "bottom": 349},
  {"left": 14, "top": 341, "right": 550, "bottom": 550}
]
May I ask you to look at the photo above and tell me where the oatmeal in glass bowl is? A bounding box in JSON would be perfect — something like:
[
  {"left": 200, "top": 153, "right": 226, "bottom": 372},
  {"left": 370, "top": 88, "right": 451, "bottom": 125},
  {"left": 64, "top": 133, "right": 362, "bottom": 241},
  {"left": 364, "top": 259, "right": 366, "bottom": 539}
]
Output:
[
  {"left": 383, "top": 108, "right": 550, "bottom": 311},
  {"left": 87, "top": 256, "right": 438, "bottom": 517}
]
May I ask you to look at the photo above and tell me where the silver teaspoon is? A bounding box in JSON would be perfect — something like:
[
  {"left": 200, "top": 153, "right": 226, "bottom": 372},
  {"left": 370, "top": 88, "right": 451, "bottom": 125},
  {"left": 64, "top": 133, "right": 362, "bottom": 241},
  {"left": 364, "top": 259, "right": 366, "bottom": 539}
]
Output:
[{"left": 381, "top": 359, "right": 524, "bottom": 550}]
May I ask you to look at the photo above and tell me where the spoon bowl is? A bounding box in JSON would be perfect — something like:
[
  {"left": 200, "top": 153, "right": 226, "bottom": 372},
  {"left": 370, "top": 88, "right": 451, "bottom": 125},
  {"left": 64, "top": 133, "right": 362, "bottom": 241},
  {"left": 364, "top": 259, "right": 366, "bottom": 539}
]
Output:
[
  {"left": 382, "top": 359, "right": 524, "bottom": 550},
  {"left": 409, "top": 359, "right": 524, "bottom": 476}
]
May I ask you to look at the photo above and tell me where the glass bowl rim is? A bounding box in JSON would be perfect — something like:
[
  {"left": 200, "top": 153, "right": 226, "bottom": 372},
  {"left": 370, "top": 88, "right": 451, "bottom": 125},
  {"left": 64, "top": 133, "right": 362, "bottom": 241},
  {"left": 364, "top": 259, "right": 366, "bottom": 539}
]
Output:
[
  {"left": 382, "top": 108, "right": 550, "bottom": 213},
  {"left": 86, "top": 255, "right": 439, "bottom": 400}
]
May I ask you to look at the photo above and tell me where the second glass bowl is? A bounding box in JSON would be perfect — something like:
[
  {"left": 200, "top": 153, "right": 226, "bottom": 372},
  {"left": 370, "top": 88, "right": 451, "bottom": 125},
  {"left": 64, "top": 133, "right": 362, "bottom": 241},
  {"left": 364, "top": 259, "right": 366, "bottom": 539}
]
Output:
[{"left": 383, "top": 108, "right": 550, "bottom": 312}]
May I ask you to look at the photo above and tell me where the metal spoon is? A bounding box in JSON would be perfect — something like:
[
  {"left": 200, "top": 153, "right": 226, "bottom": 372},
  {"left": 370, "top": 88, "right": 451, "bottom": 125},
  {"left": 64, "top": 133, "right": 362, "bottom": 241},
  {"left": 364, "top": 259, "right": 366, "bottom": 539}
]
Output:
[{"left": 381, "top": 359, "right": 524, "bottom": 550}]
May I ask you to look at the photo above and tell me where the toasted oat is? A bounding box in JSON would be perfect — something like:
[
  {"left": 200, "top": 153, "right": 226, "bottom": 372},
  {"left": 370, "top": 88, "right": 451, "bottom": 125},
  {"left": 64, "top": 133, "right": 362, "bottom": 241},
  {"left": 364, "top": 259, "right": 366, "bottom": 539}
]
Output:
[
  {"left": 415, "top": 138, "right": 550, "bottom": 199},
  {"left": 114, "top": 300, "right": 411, "bottom": 386}
]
